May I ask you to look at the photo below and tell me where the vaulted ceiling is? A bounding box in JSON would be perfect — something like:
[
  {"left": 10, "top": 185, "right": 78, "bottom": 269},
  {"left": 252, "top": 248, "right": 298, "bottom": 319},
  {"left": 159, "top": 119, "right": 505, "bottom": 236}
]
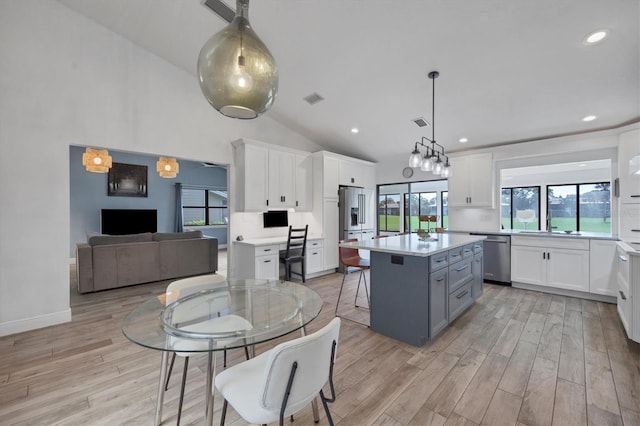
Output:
[{"left": 58, "top": 0, "right": 639, "bottom": 163}]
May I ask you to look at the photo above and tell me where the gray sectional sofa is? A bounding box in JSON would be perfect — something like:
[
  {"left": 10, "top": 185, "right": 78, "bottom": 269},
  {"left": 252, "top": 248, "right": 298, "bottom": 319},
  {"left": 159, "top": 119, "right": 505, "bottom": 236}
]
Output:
[{"left": 76, "top": 230, "right": 218, "bottom": 293}]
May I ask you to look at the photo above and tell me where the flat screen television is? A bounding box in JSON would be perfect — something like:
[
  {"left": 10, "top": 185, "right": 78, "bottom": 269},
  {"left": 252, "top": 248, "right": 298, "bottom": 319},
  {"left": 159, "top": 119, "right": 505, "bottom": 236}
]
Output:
[
  {"left": 101, "top": 209, "right": 157, "bottom": 235},
  {"left": 263, "top": 210, "right": 288, "bottom": 228}
]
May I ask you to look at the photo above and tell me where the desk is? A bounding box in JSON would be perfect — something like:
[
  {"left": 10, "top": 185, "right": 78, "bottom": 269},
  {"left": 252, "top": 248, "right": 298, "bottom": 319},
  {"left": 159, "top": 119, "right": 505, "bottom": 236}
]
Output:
[
  {"left": 122, "top": 278, "right": 323, "bottom": 425},
  {"left": 233, "top": 237, "right": 324, "bottom": 280}
]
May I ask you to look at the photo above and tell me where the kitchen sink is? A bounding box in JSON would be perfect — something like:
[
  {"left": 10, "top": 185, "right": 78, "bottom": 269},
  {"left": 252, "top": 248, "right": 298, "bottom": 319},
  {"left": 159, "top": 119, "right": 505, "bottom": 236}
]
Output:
[{"left": 517, "top": 230, "right": 581, "bottom": 236}]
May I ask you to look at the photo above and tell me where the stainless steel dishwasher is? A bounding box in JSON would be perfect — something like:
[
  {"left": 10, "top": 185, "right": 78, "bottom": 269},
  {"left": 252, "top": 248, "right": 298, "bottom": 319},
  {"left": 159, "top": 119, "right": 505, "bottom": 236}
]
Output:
[{"left": 472, "top": 233, "right": 511, "bottom": 285}]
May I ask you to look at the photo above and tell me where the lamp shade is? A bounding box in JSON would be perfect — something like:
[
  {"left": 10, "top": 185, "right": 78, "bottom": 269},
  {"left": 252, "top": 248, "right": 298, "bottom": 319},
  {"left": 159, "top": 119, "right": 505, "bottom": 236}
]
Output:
[
  {"left": 409, "top": 148, "right": 422, "bottom": 167},
  {"left": 420, "top": 154, "right": 433, "bottom": 171},
  {"left": 433, "top": 157, "right": 443, "bottom": 175},
  {"left": 157, "top": 157, "right": 179, "bottom": 178},
  {"left": 82, "top": 148, "right": 112, "bottom": 173},
  {"left": 197, "top": 0, "right": 278, "bottom": 119}
]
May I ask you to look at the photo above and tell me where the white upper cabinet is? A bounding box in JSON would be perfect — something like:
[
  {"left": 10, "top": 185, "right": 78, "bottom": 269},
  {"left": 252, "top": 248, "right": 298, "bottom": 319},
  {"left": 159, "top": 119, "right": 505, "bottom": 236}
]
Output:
[
  {"left": 619, "top": 129, "right": 640, "bottom": 204},
  {"left": 339, "top": 159, "right": 376, "bottom": 188},
  {"left": 447, "top": 153, "right": 494, "bottom": 208},
  {"left": 322, "top": 155, "right": 340, "bottom": 198},
  {"left": 232, "top": 139, "right": 313, "bottom": 212},
  {"left": 294, "top": 154, "right": 313, "bottom": 211},
  {"left": 233, "top": 141, "right": 269, "bottom": 211},
  {"left": 268, "top": 149, "right": 296, "bottom": 208}
]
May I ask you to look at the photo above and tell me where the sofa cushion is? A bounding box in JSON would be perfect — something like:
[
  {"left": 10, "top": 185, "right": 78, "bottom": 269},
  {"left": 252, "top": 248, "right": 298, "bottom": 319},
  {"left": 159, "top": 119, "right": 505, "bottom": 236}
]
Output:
[
  {"left": 152, "top": 231, "right": 203, "bottom": 241},
  {"left": 89, "top": 232, "right": 153, "bottom": 246}
]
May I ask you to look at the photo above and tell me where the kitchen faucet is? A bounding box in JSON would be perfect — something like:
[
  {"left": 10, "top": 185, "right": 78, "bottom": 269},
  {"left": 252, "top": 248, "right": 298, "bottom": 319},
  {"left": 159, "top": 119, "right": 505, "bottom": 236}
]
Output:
[{"left": 546, "top": 208, "right": 555, "bottom": 232}]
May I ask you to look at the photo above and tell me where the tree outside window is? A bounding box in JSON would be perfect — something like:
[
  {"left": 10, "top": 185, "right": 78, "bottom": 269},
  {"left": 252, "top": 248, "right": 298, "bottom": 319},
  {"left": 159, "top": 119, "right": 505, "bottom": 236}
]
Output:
[
  {"left": 501, "top": 187, "right": 540, "bottom": 230},
  {"left": 404, "top": 192, "right": 437, "bottom": 230},
  {"left": 379, "top": 194, "right": 401, "bottom": 232},
  {"left": 547, "top": 182, "right": 610, "bottom": 233}
]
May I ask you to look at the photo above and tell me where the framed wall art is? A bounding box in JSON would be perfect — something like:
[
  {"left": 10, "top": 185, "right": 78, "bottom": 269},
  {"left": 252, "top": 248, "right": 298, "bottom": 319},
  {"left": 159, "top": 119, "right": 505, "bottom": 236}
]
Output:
[{"left": 108, "top": 162, "right": 148, "bottom": 197}]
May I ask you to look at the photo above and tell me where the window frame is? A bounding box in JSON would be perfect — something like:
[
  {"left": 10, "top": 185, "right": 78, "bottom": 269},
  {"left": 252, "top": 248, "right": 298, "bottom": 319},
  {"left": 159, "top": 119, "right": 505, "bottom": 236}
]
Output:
[
  {"left": 441, "top": 191, "right": 448, "bottom": 230},
  {"left": 546, "top": 181, "right": 611, "bottom": 233},
  {"left": 378, "top": 193, "right": 401, "bottom": 232},
  {"left": 500, "top": 186, "right": 541, "bottom": 230},
  {"left": 182, "top": 188, "right": 228, "bottom": 227},
  {"left": 404, "top": 191, "right": 439, "bottom": 230}
]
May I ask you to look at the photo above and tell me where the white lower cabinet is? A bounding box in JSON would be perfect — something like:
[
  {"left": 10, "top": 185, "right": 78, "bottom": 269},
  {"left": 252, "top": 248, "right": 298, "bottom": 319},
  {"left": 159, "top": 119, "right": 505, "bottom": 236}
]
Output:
[
  {"left": 546, "top": 248, "right": 590, "bottom": 292},
  {"left": 589, "top": 240, "right": 617, "bottom": 297},
  {"left": 616, "top": 243, "right": 639, "bottom": 343},
  {"left": 323, "top": 198, "right": 339, "bottom": 270},
  {"left": 235, "top": 243, "right": 279, "bottom": 280},
  {"left": 511, "top": 245, "right": 547, "bottom": 286},
  {"left": 305, "top": 239, "right": 324, "bottom": 275},
  {"left": 617, "top": 245, "right": 632, "bottom": 337},
  {"left": 511, "top": 236, "right": 590, "bottom": 293}
]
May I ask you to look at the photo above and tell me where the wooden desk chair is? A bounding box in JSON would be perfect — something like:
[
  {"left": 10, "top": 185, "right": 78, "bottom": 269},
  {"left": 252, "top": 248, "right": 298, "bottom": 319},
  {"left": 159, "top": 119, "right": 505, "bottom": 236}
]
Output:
[
  {"left": 279, "top": 225, "right": 308, "bottom": 282},
  {"left": 336, "top": 239, "right": 370, "bottom": 326}
]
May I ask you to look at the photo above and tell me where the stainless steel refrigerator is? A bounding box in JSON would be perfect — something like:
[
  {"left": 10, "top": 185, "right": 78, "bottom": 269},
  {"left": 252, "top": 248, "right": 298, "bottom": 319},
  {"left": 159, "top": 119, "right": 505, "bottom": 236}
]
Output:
[{"left": 339, "top": 186, "right": 376, "bottom": 243}]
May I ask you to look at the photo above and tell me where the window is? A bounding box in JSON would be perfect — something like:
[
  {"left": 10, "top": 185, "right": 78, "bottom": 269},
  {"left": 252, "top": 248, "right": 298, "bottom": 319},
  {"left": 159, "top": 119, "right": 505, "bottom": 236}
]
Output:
[
  {"left": 501, "top": 186, "right": 541, "bottom": 230},
  {"left": 404, "top": 192, "right": 437, "bottom": 230},
  {"left": 441, "top": 191, "right": 448, "bottom": 229},
  {"left": 182, "top": 188, "right": 228, "bottom": 226},
  {"left": 547, "top": 182, "right": 610, "bottom": 233},
  {"left": 378, "top": 193, "right": 401, "bottom": 232}
]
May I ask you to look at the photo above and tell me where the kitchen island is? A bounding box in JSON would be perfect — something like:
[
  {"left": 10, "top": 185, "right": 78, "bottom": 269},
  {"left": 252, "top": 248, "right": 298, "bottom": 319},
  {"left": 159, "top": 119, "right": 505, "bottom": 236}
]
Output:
[{"left": 340, "top": 233, "right": 485, "bottom": 346}]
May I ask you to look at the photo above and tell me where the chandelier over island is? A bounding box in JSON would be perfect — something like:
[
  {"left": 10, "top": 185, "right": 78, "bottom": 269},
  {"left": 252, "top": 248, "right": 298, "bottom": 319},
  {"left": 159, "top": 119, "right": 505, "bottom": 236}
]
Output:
[{"left": 408, "top": 71, "right": 452, "bottom": 178}]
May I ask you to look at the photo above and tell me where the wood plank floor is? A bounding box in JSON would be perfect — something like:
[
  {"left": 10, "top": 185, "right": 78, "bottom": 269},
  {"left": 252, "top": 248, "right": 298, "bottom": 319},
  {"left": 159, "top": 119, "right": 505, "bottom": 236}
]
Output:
[{"left": 1, "top": 252, "right": 639, "bottom": 425}]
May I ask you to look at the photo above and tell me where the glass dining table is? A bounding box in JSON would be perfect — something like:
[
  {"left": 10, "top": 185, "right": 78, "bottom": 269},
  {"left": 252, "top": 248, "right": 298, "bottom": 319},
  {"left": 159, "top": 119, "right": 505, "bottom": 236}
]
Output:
[{"left": 122, "top": 277, "right": 324, "bottom": 426}]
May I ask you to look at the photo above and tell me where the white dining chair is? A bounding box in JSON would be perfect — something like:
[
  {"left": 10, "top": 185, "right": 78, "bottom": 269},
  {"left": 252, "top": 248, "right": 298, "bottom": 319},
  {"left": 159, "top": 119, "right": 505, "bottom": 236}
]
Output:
[
  {"left": 215, "top": 318, "right": 341, "bottom": 426},
  {"left": 164, "top": 273, "right": 252, "bottom": 425}
]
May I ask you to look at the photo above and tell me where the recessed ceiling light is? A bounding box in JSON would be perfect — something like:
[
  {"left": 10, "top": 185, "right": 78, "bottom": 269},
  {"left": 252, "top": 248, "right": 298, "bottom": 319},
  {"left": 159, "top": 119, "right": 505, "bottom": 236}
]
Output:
[
  {"left": 351, "top": 127, "right": 359, "bottom": 134},
  {"left": 582, "top": 115, "right": 597, "bottom": 122},
  {"left": 459, "top": 137, "right": 468, "bottom": 143},
  {"left": 579, "top": 163, "right": 587, "bottom": 167},
  {"left": 583, "top": 29, "right": 609, "bottom": 45}
]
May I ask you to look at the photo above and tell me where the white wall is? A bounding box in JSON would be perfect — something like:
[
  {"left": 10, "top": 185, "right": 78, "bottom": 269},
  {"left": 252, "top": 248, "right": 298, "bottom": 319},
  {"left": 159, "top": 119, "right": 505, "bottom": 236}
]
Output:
[
  {"left": 0, "top": 1, "right": 321, "bottom": 336},
  {"left": 447, "top": 131, "right": 622, "bottom": 232},
  {"left": 375, "top": 127, "right": 635, "bottom": 233}
]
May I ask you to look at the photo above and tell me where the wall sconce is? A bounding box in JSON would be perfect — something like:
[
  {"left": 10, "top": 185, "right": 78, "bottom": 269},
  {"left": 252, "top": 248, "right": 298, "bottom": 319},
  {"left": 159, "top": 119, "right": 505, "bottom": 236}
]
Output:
[
  {"left": 82, "top": 148, "right": 112, "bottom": 173},
  {"left": 157, "top": 157, "right": 179, "bottom": 178}
]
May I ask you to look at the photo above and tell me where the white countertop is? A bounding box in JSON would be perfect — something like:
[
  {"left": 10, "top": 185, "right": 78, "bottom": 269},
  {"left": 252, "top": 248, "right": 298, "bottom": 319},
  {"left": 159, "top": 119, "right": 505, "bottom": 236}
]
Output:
[
  {"left": 339, "top": 234, "right": 485, "bottom": 257},
  {"left": 618, "top": 240, "right": 640, "bottom": 256},
  {"left": 459, "top": 229, "right": 618, "bottom": 241},
  {"left": 233, "top": 235, "right": 323, "bottom": 246}
]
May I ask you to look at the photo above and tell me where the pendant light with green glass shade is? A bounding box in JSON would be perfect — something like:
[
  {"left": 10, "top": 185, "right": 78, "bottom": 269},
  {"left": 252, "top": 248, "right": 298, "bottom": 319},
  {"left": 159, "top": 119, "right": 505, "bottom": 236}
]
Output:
[{"left": 197, "top": 0, "right": 278, "bottom": 119}]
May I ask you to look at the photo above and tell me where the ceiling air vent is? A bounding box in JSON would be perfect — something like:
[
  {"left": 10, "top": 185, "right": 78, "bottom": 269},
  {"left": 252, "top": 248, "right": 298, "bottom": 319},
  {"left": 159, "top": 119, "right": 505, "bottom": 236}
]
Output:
[
  {"left": 202, "top": 0, "right": 235, "bottom": 23},
  {"left": 303, "top": 92, "right": 325, "bottom": 105},
  {"left": 412, "top": 117, "right": 431, "bottom": 128}
]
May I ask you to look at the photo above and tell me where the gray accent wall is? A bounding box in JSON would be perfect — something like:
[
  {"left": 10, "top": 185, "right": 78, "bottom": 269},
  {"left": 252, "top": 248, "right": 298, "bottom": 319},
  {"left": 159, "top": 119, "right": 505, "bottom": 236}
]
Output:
[{"left": 70, "top": 146, "right": 228, "bottom": 257}]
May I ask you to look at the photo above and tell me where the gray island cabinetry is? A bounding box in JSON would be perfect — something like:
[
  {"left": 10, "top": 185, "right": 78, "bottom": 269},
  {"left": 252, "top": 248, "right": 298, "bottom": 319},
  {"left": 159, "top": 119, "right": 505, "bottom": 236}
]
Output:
[{"left": 342, "top": 234, "right": 485, "bottom": 347}]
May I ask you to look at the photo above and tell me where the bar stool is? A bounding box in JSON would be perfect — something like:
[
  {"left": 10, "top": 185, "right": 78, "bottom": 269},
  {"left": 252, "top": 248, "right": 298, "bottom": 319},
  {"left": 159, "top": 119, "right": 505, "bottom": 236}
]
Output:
[{"left": 336, "top": 239, "right": 370, "bottom": 326}]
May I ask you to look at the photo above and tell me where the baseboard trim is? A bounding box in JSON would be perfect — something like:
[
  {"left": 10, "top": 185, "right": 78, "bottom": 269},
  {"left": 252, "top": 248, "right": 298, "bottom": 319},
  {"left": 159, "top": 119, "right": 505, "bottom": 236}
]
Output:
[
  {"left": 512, "top": 281, "right": 617, "bottom": 304},
  {"left": 0, "top": 309, "right": 72, "bottom": 337}
]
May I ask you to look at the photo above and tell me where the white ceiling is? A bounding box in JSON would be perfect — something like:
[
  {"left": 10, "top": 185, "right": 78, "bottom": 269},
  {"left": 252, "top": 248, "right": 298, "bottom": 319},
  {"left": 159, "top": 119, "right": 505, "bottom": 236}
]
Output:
[{"left": 58, "top": 0, "right": 639, "bottom": 164}]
